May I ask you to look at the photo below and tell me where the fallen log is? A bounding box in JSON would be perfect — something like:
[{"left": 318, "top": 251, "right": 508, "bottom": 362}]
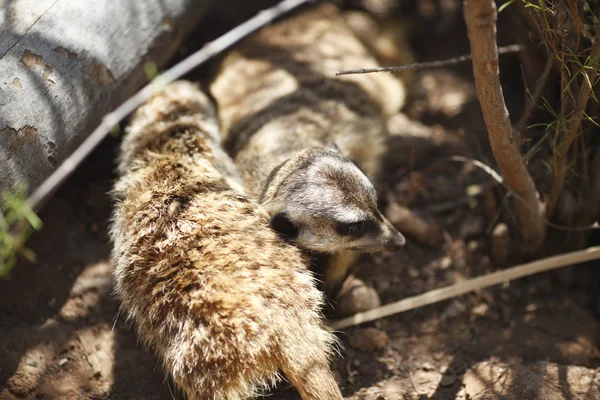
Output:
[{"left": 0, "top": 0, "right": 214, "bottom": 197}]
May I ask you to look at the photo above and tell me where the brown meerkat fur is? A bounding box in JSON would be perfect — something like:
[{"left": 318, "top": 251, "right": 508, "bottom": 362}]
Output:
[
  {"left": 110, "top": 81, "right": 343, "bottom": 400},
  {"left": 209, "top": 3, "right": 406, "bottom": 296}
]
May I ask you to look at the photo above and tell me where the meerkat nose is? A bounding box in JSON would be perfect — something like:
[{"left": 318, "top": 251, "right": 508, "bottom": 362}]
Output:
[{"left": 386, "top": 230, "right": 406, "bottom": 251}]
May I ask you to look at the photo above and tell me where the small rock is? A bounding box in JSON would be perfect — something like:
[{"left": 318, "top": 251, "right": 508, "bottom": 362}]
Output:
[
  {"left": 440, "top": 256, "right": 453, "bottom": 269},
  {"left": 501, "top": 305, "right": 513, "bottom": 322},
  {"left": 58, "top": 358, "right": 68, "bottom": 367},
  {"left": 471, "top": 303, "right": 489, "bottom": 317},
  {"left": 336, "top": 279, "right": 381, "bottom": 317},
  {"left": 440, "top": 374, "right": 457, "bottom": 386},
  {"left": 491, "top": 223, "right": 511, "bottom": 265},
  {"left": 466, "top": 184, "right": 483, "bottom": 197},
  {"left": 525, "top": 303, "right": 538, "bottom": 313},
  {"left": 441, "top": 300, "right": 467, "bottom": 321},
  {"left": 421, "top": 361, "right": 435, "bottom": 371},
  {"left": 460, "top": 216, "right": 484, "bottom": 238},
  {"left": 348, "top": 328, "right": 389, "bottom": 352},
  {"left": 79, "top": 332, "right": 103, "bottom": 377},
  {"left": 407, "top": 266, "right": 420, "bottom": 278}
]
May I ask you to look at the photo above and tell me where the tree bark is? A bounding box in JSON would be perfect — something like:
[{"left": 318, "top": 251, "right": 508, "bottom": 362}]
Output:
[
  {"left": 463, "top": 0, "right": 545, "bottom": 254},
  {"left": 0, "top": 0, "right": 214, "bottom": 196}
]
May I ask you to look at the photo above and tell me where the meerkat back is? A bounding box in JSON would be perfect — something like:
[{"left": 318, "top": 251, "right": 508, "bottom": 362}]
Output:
[
  {"left": 210, "top": 3, "right": 405, "bottom": 194},
  {"left": 110, "top": 81, "right": 342, "bottom": 400},
  {"left": 209, "top": 3, "right": 406, "bottom": 297}
]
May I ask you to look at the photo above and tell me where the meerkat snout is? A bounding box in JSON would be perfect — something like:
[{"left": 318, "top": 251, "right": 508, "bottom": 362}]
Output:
[
  {"left": 379, "top": 216, "right": 407, "bottom": 251},
  {"left": 262, "top": 147, "right": 406, "bottom": 253}
]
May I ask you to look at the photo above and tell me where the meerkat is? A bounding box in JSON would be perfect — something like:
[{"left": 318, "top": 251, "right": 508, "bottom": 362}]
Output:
[
  {"left": 110, "top": 81, "right": 343, "bottom": 400},
  {"left": 209, "top": 3, "right": 406, "bottom": 297}
]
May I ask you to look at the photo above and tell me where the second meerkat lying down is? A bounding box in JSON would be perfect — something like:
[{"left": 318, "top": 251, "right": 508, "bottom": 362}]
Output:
[
  {"left": 210, "top": 3, "right": 406, "bottom": 296},
  {"left": 111, "top": 81, "right": 342, "bottom": 400}
]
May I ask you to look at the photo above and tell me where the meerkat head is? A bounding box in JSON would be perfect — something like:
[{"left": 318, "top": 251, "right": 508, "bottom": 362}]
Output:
[{"left": 260, "top": 146, "right": 406, "bottom": 253}]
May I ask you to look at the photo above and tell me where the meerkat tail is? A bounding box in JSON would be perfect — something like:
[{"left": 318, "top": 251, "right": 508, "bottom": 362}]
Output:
[
  {"left": 280, "top": 334, "right": 343, "bottom": 400},
  {"left": 111, "top": 81, "right": 343, "bottom": 400}
]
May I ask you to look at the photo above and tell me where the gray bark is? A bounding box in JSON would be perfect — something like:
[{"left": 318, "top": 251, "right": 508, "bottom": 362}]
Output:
[{"left": 0, "top": 0, "right": 213, "bottom": 195}]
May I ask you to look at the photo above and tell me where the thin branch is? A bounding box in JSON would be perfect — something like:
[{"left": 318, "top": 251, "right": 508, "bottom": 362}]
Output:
[
  {"left": 447, "top": 155, "right": 599, "bottom": 232},
  {"left": 25, "top": 0, "right": 313, "bottom": 211},
  {"left": 329, "top": 246, "right": 600, "bottom": 329},
  {"left": 515, "top": 54, "right": 554, "bottom": 133},
  {"left": 452, "top": 155, "right": 600, "bottom": 230},
  {"left": 335, "top": 44, "right": 523, "bottom": 76},
  {"left": 402, "top": 154, "right": 598, "bottom": 231},
  {"left": 415, "top": 181, "right": 498, "bottom": 214},
  {"left": 464, "top": 0, "right": 545, "bottom": 254},
  {"left": 546, "top": 24, "right": 600, "bottom": 217},
  {"left": 588, "top": 148, "right": 600, "bottom": 219}
]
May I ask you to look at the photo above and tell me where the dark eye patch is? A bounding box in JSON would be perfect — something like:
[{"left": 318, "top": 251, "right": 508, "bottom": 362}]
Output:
[
  {"left": 336, "top": 219, "right": 378, "bottom": 238},
  {"left": 270, "top": 211, "right": 300, "bottom": 242}
]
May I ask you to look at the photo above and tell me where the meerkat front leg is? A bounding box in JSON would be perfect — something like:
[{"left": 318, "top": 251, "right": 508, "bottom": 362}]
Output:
[{"left": 322, "top": 250, "right": 359, "bottom": 297}]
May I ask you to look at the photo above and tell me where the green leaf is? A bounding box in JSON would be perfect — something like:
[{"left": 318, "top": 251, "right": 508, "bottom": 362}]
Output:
[
  {"left": 498, "top": 0, "right": 517, "bottom": 13},
  {"left": 144, "top": 62, "right": 159, "bottom": 82}
]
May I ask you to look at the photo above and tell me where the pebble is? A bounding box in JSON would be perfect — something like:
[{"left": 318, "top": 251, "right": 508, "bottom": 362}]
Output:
[
  {"left": 441, "top": 300, "right": 467, "bottom": 321},
  {"left": 467, "top": 240, "right": 479, "bottom": 251},
  {"left": 440, "top": 374, "right": 457, "bottom": 386},
  {"left": 348, "top": 328, "right": 389, "bottom": 352},
  {"left": 460, "top": 215, "right": 484, "bottom": 238},
  {"left": 491, "top": 223, "right": 511, "bottom": 265},
  {"left": 440, "top": 256, "right": 453, "bottom": 269},
  {"left": 421, "top": 361, "right": 435, "bottom": 371},
  {"left": 336, "top": 278, "right": 381, "bottom": 317},
  {"left": 471, "top": 303, "right": 489, "bottom": 317}
]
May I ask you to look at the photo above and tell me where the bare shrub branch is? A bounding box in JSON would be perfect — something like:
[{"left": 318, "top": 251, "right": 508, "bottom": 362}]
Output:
[
  {"left": 546, "top": 26, "right": 600, "bottom": 216},
  {"left": 335, "top": 44, "right": 523, "bottom": 76},
  {"left": 463, "top": 0, "right": 545, "bottom": 254},
  {"left": 330, "top": 245, "right": 600, "bottom": 329}
]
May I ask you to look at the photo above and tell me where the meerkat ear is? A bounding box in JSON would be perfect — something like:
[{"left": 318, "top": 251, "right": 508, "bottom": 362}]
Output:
[
  {"left": 330, "top": 142, "right": 342, "bottom": 154},
  {"left": 270, "top": 211, "right": 300, "bottom": 241}
]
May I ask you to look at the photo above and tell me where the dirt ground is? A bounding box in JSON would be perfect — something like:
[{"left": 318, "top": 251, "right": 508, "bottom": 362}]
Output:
[{"left": 2, "top": 1, "right": 600, "bottom": 399}]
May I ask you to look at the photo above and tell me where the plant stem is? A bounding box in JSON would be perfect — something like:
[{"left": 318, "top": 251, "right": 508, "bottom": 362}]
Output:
[
  {"left": 546, "top": 25, "right": 600, "bottom": 216},
  {"left": 464, "top": 0, "right": 546, "bottom": 254}
]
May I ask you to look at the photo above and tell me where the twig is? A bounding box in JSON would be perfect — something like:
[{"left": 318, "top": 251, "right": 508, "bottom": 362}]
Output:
[
  {"left": 335, "top": 44, "right": 523, "bottom": 76},
  {"left": 464, "top": 0, "right": 545, "bottom": 254},
  {"left": 515, "top": 54, "right": 553, "bottom": 133},
  {"left": 446, "top": 155, "right": 599, "bottom": 232},
  {"left": 523, "top": 131, "right": 550, "bottom": 163},
  {"left": 415, "top": 181, "right": 498, "bottom": 214},
  {"left": 25, "top": 0, "right": 313, "bottom": 211},
  {"left": 588, "top": 149, "right": 600, "bottom": 219},
  {"left": 329, "top": 246, "right": 600, "bottom": 329},
  {"left": 400, "top": 154, "right": 597, "bottom": 231},
  {"left": 546, "top": 23, "right": 600, "bottom": 217}
]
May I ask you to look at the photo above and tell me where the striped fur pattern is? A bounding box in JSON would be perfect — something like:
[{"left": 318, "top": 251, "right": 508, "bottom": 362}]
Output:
[
  {"left": 210, "top": 3, "right": 406, "bottom": 295},
  {"left": 110, "top": 81, "right": 343, "bottom": 400}
]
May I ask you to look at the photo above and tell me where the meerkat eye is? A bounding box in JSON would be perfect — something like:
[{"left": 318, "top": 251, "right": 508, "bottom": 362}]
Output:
[
  {"left": 336, "top": 220, "right": 368, "bottom": 237},
  {"left": 270, "top": 211, "right": 300, "bottom": 241}
]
